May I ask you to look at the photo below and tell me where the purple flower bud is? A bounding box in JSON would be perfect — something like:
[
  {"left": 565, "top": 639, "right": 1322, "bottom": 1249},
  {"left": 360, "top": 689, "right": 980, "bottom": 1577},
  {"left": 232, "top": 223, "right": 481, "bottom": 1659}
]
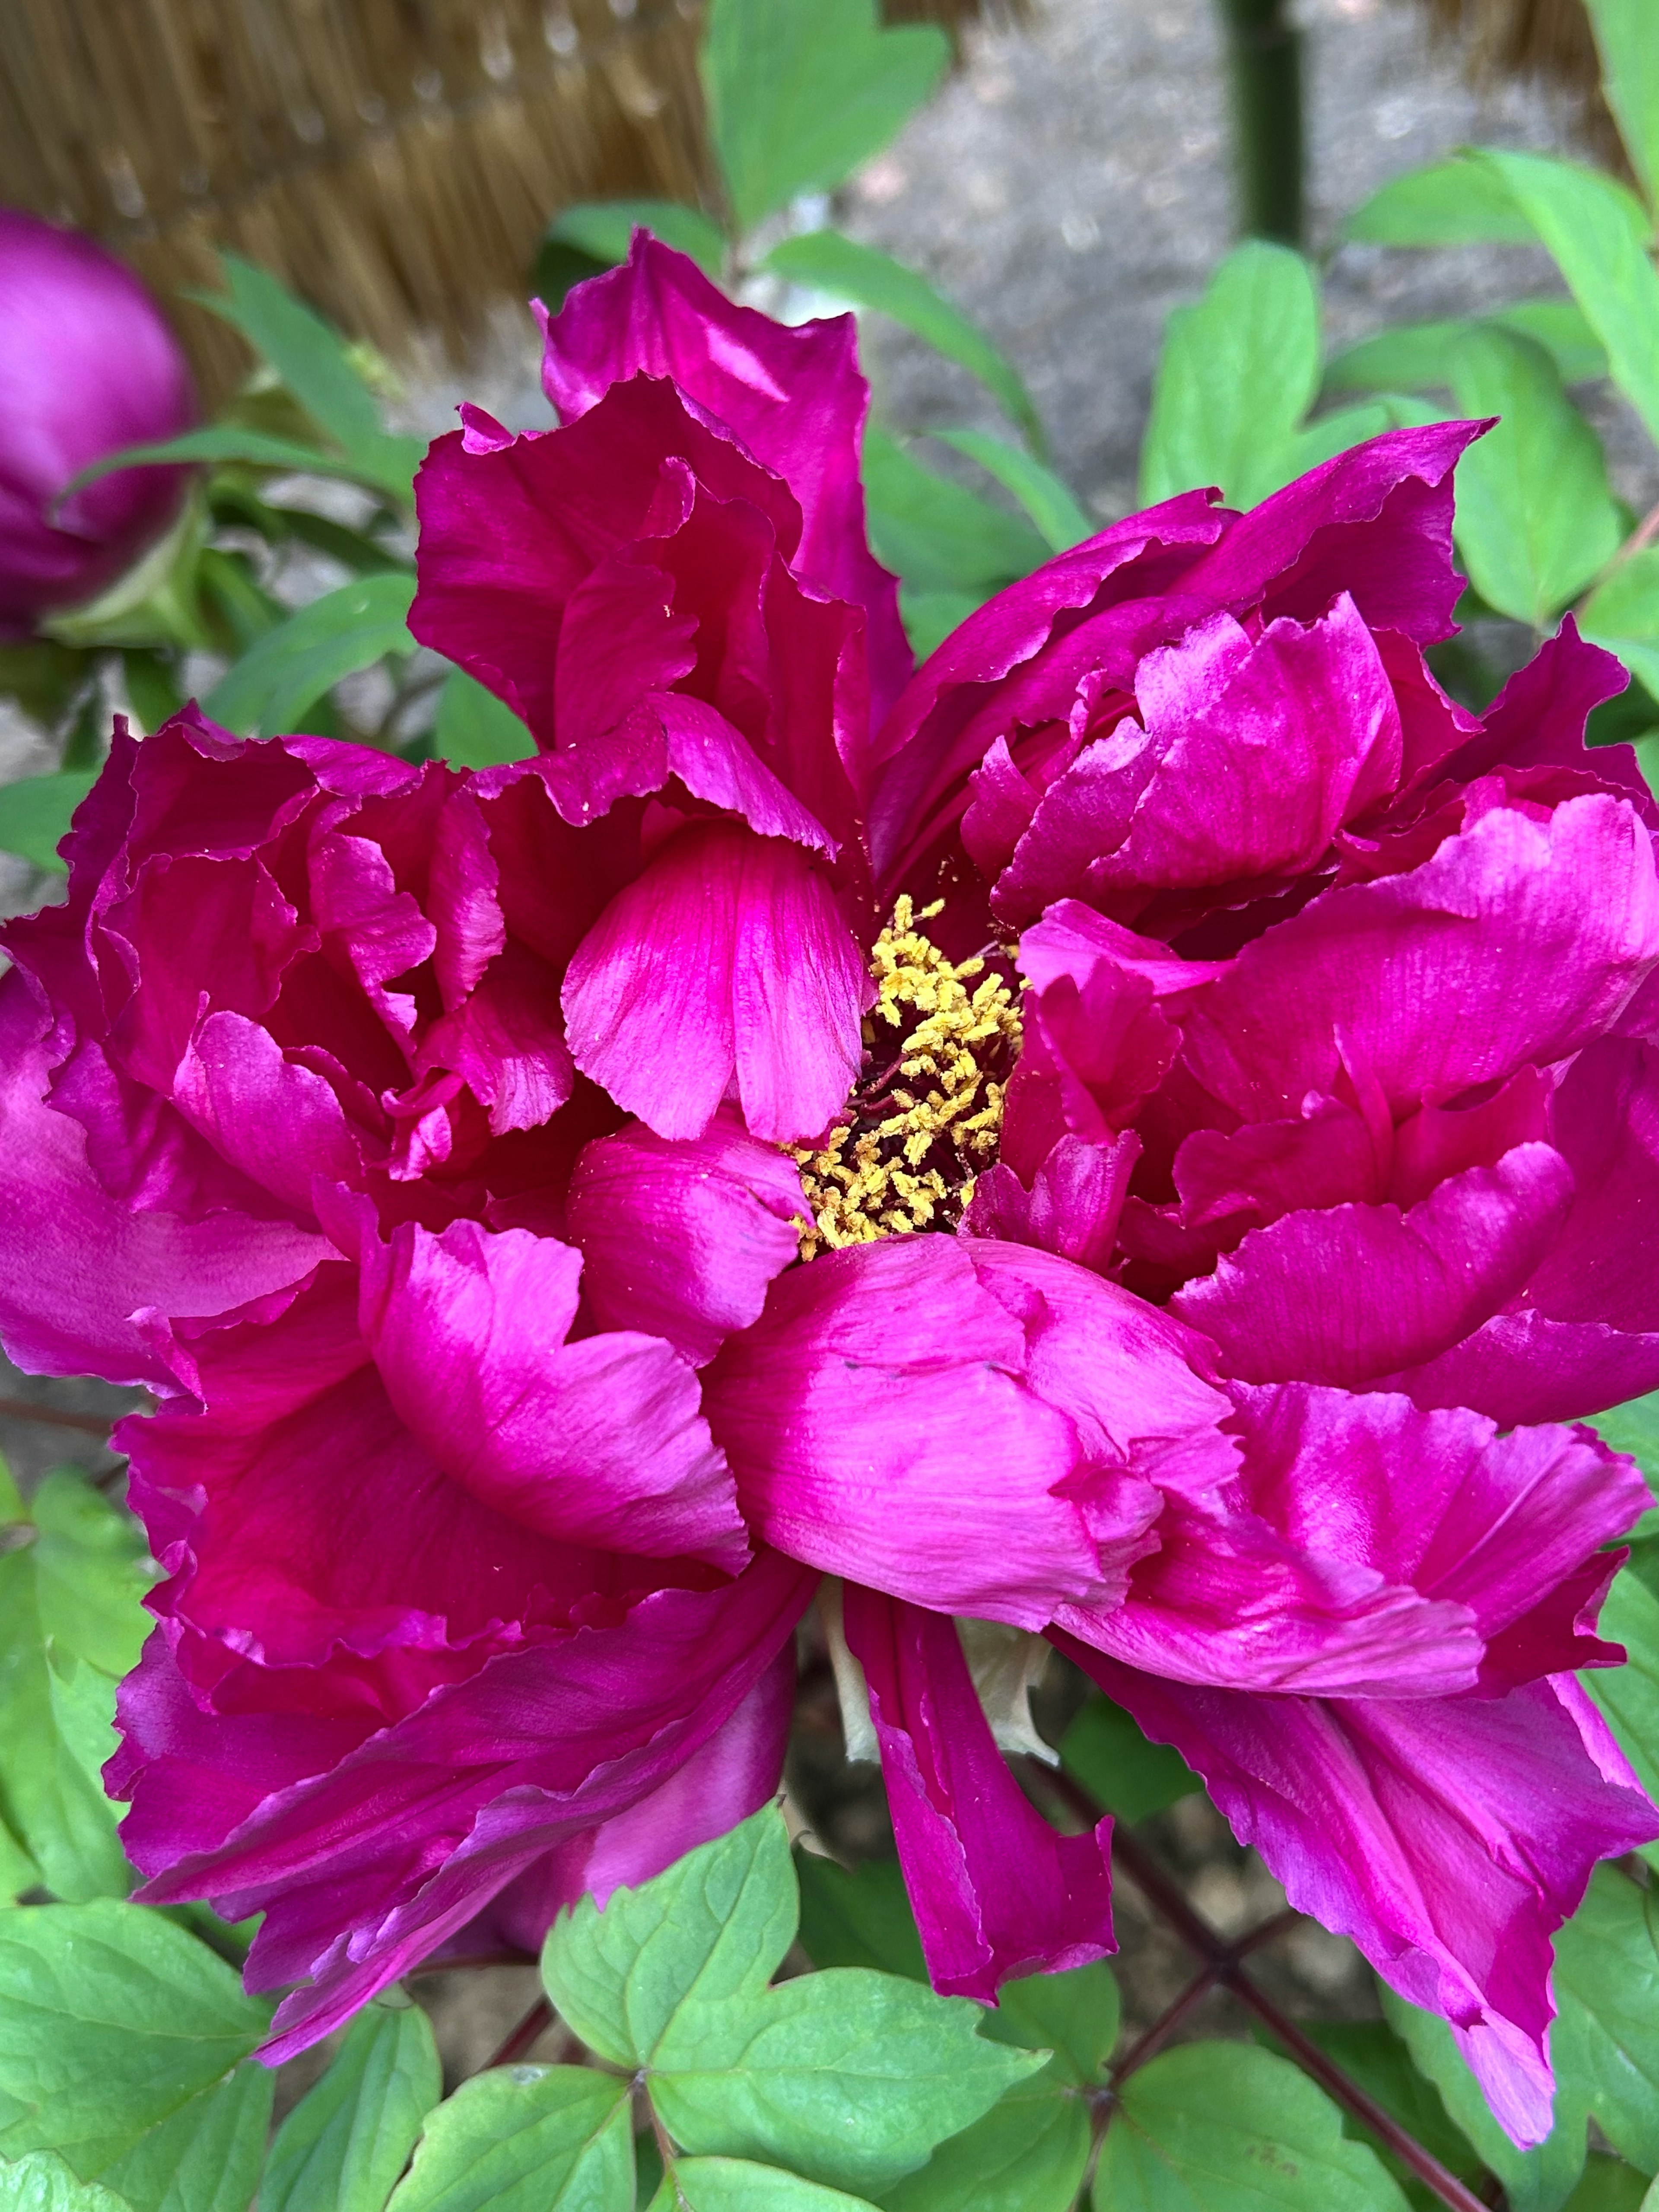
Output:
[{"left": 0, "top": 211, "right": 196, "bottom": 638}]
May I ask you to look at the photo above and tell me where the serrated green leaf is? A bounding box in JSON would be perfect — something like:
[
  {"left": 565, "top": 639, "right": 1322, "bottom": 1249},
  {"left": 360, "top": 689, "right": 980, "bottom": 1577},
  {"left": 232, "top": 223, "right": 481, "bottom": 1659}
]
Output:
[
  {"left": 203, "top": 573, "right": 417, "bottom": 739},
  {"left": 651, "top": 1968, "right": 1043, "bottom": 2196},
  {"left": 194, "top": 258, "right": 423, "bottom": 502},
  {"left": 1470, "top": 151, "right": 1659, "bottom": 447},
  {"left": 0, "top": 775, "right": 98, "bottom": 875},
  {"left": 1094, "top": 2043, "right": 1411, "bottom": 2210},
  {"left": 1325, "top": 302, "right": 1608, "bottom": 396},
  {"left": 795, "top": 1854, "right": 925, "bottom": 1983},
  {"left": 1553, "top": 1866, "right": 1659, "bottom": 2173},
  {"left": 385, "top": 2067, "right": 631, "bottom": 2212},
  {"left": 1060, "top": 1694, "right": 1201, "bottom": 1824},
  {"left": 0, "top": 1904, "right": 270, "bottom": 2180},
  {"left": 673, "top": 2161, "right": 880, "bottom": 2212},
  {"left": 0, "top": 2154, "right": 131, "bottom": 2212},
  {"left": 1379, "top": 1986, "right": 1587, "bottom": 2212},
  {"left": 760, "top": 233, "right": 1043, "bottom": 454},
  {"left": 874, "top": 2085, "right": 1088, "bottom": 2212},
  {"left": 99, "top": 2064, "right": 271, "bottom": 2212},
  {"left": 702, "top": 0, "right": 948, "bottom": 231},
  {"left": 932, "top": 431, "right": 1093, "bottom": 553},
  {"left": 864, "top": 428, "right": 1046, "bottom": 596},
  {"left": 1586, "top": 0, "right": 1659, "bottom": 207},
  {"left": 1139, "top": 242, "right": 1321, "bottom": 509},
  {"left": 1582, "top": 550, "right": 1659, "bottom": 706},
  {"left": 264, "top": 1997, "right": 441, "bottom": 2212},
  {"left": 547, "top": 202, "right": 728, "bottom": 281},
  {"left": 1443, "top": 325, "right": 1624, "bottom": 624},
  {"left": 1342, "top": 158, "right": 1541, "bottom": 245},
  {"left": 1288, "top": 2019, "right": 1489, "bottom": 2197},
  {"left": 433, "top": 670, "right": 535, "bottom": 769},
  {"left": 543, "top": 1809, "right": 798, "bottom": 2069}
]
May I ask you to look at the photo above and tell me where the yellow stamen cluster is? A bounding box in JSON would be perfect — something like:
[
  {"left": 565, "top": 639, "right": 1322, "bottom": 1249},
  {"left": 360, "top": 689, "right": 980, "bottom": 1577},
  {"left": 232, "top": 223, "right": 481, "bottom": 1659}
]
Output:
[{"left": 793, "top": 897, "right": 1021, "bottom": 1258}]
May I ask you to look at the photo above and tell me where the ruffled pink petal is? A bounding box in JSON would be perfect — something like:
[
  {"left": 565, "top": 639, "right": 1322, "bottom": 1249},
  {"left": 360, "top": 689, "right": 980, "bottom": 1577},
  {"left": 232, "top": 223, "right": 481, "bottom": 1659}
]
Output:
[
  {"left": 1173, "top": 1145, "right": 1576, "bottom": 1388},
  {"left": 1181, "top": 796, "right": 1659, "bottom": 1125},
  {"left": 962, "top": 1131, "right": 1139, "bottom": 1273},
  {"left": 1056, "top": 1644, "right": 1659, "bottom": 2149},
  {"left": 843, "top": 1586, "right": 1115, "bottom": 2001},
  {"left": 172, "top": 1011, "right": 366, "bottom": 1219},
  {"left": 1389, "top": 1310, "right": 1659, "bottom": 1425},
  {"left": 705, "top": 1236, "right": 1231, "bottom": 1628},
  {"left": 566, "top": 1110, "right": 805, "bottom": 1365},
  {"left": 539, "top": 235, "right": 910, "bottom": 734},
  {"left": 0, "top": 973, "right": 327, "bottom": 1389},
  {"left": 416, "top": 944, "right": 575, "bottom": 1137},
  {"left": 561, "top": 817, "right": 868, "bottom": 1144},
  {"left": 357, "top": 1212, "right": 747, "bottom": 1567}
]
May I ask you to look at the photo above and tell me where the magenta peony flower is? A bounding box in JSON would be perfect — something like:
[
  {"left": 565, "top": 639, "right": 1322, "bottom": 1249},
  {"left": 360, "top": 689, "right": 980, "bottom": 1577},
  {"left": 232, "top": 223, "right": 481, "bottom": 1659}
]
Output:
[
  {"left": 0, "top": 211, "right": 196, "bottom": 637},
  {"left": 0, "top": 240, "right": 1650, "bottom": 2146}
]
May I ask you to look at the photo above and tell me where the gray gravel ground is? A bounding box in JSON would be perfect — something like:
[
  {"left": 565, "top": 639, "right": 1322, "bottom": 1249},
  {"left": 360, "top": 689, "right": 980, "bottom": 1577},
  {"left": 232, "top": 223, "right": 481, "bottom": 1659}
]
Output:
[{"left": 5, "top": 0, "right": 1651, "bottom": 2092}]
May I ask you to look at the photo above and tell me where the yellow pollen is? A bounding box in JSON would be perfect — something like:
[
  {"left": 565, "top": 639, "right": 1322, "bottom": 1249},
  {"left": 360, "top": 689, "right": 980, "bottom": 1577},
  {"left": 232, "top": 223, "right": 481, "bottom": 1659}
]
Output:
[{"left": 791, "top": 896, "right": 1022, "bottom": 1259}]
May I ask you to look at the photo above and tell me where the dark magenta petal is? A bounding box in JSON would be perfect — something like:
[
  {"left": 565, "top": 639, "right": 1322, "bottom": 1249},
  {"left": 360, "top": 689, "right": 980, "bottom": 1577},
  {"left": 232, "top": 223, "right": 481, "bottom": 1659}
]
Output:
[
  {"left": 844, "top": 1586, "right": 1115, "bottom": 2001},
  {"left": 561, "top": 818, "right": 868, "bottom": 1144},
  {"left": 567, "top": 1110, "right": 805, "bottom": 1365}
]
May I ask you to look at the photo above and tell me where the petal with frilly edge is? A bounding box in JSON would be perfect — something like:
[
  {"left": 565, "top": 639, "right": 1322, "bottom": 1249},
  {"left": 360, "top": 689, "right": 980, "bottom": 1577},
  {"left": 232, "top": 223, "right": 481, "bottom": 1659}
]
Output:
[
  {"left": 843, "top": 1586, "right": 1115, "bottom": 2001},
  {"left": 566, "top": 1109, "right": 806, "bottom": 1366},
  {"left": 561, "top": 817, "right": 868, "bottom": 1144},
  {"left": 538, "top": 234, "right": 911, "bottom": 735},
  {"left": 1055, "top": 1644, "right": 1659, "bottom": 2149},
  {"left": 357, "top": 1211, "right": 747, "bottom": 1568}
]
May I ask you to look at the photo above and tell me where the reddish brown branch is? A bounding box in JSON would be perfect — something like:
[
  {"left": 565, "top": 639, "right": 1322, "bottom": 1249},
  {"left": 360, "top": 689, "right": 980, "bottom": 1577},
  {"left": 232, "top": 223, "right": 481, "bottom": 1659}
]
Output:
[
  {"left": 1109, "top": 1967, "right": 1223, "bottom": 2085},
  {"left": 0, "top": 1395, "right": 118, "bottom": 1438},
  {"left": 487, "top": 1996, "right": 553, "bottom": 2068}
]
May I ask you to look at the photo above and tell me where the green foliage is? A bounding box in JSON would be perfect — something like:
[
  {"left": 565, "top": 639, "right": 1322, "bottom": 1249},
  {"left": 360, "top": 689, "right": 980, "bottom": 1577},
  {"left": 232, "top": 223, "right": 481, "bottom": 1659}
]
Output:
[
  {"left": 203, "top": 574, "right": 418, "bottom": 740},
  {"left": 433, "top": 670, "right": 537, "bottom": 769},
  {"left": 761, "top": 234, "right": 1043, "bottom": 454},
  {"left": 672, "top": 2163, "right": 880, "bottom": 2212},
  {"left": 1342, "top": 156, "right": 1542, "bottom": 245},
  {"left": 1059, "top": 1694, "right": 1201, "bottom": 1823},
  {"left": 0, "top": 2155, "right": 131, "bottom": 2212},
  {"left": 0, "top": 1902, "right": 270, "bottom": 2202},
  {"left": 265, "top": 1996, "right": 442, "bottom": 2212},
  {"left": 1324, "top": 302, "right": 1608, "bottom": 397},
  {"left": 1582, "top": 551, "right": 1659, "bottom": 706},
  {"left": 1093, "top": 2044, "right": 1411, "bottom": 2210},
  {"left": 1586, "top": 0, "right": 1659, "bottom": 206},
  {"left": 794, "top": 1853, "right": 925, "bottom": 1982},
  {"left": 386, "top": 2068, "right": 633, "bottom": 2212},
  {"left": 861, "top": 427, "right": 1048, "bottom": 643},
  {"left": 1442, "top": 325, "right": 1624, "bottom": 625},
  {"left": 0, "top": 1468, "right": 153, "bottom": 1905},
  {"left": 932, "top": 432, "right": 1095, "bottom": 553},
  {"left": 1139, "top": 242, "right": 1322, "bottom": 508},
  {"left": 0, "top": 775, "right": 99, "bottom": 875},
  {"left": 546, "top": 202, "right": 728, "bottom": 282},
  {"left": 1288, "top": 2018, "right": 1490, "bottom": 2204},
  {"left": 702, "top": 0, "right": 948, "bottom": 231}
]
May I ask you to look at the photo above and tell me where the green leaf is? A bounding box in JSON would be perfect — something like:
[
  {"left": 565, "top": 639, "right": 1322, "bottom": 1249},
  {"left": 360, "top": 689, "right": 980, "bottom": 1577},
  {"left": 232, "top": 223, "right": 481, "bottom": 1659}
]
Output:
[
  {"left": 1060, "top": 1694, "right": 1201, "bottom": 1824},
  {"left": 385, "top": 2067, "right": 632, "bottom": 2212},
  {"left": 1443, "top": 326, "right": 1624, "bottom": 625},
  {"left": 1379, "top": 1987, "right": 1587, "bottom": 2211},
  {"left": 1139, "top": 242, "right": 1322, "bottom": 509},
  {"left": 193, "top": 257, "right": 423, "bottom": 502},
  {"left": 1553, "top": 1866, "right": 1659, "bottom": 2173},
  {"left": 1585, "top": 1544, "right": 1659, "bottom": 1867},
  {"left": 673, "top": 2162, "right": 881, "bottom": 2212},
  {"left": 98, "top": 2065, "right": 271, "bottom": 2212},
  {"left": 1585, "top": 0, "right": 1659, "bottom": 207},
  {"left": 1582, "top": 550, "right": 1659, "bottom": 705},
  {"left": 0, "top": 1472, "right": 152, "bottom": 1903},
  {"left": 979, "top": 1964, "right": 1118, "bottom": 2088},
  {"left": 1288, "top": 2020, "right": 1489, "bottom": 2198},
  {"left": 1586, "top": 1392, "right": 1659, "bottom": 1532},
  {"left": 1470, "top": 151, "right": 1659, "bottom": 448},
  {"left": 863, "top": 428, "right": 1047, "bottom": 595},
  {"left": 0, "top": 1903, "right": 270, "bottom": 2181},
  {"left": 203, "top": 573, "right": 418, "bottom": 739},
  {"left": 0, "top": 2155, "right": 131, "bottom": 2212},
  {"left": 897, "top": 588, "right": 983, "bottom": 661},
  {"left": 795, "top": 1854, "right": 925, "bottom": 1982},
  {"left": 0, "top": 644, "right": 88, "bottom": 727},
  {"left": 1342, "top": 157, "right": 1542, "bottom": 245},
  {"left": 0, "top": 775, "right": 98, "bottom": 874},
  {"left": 932, "top": 431, "right": 1093, "bottom": 553},
  {"left": 433, "top": 670, "right": 536, "bottom": 769},
  {"left": 264, "top": 1996, "right": 442, "bottom": 2212},
  {"left": 760, "top": 233, "right": 1043, "bottom": 454},
  {"left": 1324, "top": 302, "right": 1608, "bottom": 396},
  {"left": 1094, "top": 2044, "right": 1411, "bottom": 2210},
  {"left": 874, "top": 2087, "right": 1089, "bottom": 2212},
  {"left": 1252, "top": 396, "right": 1450, "bottom": 502},
  {"left": 65, "top": 426, "right": 368, "bottom": 499},
  {"left": 1567, "top": 2158, "right": 1651, "bottom": 2211},
  {"left": 650, "top": 1968, "right": 1043, "bottom": 2196},
  {"left": 702, "top": 0, "right": 948, "bottom": 230},
  {"left": 546, "top": 202, "right": 727, "bottom": 281}
]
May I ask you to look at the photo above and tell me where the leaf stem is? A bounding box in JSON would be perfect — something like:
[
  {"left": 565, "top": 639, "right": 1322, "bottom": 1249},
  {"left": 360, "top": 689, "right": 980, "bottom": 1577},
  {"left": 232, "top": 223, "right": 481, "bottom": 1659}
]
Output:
[
  {"left": 486, "top": 1996, "right": 552, "bottom": 2068},
  {"left": 0, "top": 1394, "right": 118, "bottom": 1437}
]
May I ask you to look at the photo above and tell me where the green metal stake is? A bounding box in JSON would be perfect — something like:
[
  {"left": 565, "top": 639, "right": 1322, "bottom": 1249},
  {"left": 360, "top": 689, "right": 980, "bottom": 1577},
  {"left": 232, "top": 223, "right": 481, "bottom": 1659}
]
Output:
[{"left": 1214, "top": 0, "right": 1306, "bottom": 247}]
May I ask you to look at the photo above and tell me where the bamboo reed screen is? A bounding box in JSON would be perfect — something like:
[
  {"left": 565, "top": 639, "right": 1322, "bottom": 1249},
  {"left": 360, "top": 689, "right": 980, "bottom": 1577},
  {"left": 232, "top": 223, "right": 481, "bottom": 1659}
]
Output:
[
  {"left": 1414, "top": 0, "right": 1619, "bottom": 166},
  {"left": 0, "top": 0, "right": 997, "bottom": 404}
]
